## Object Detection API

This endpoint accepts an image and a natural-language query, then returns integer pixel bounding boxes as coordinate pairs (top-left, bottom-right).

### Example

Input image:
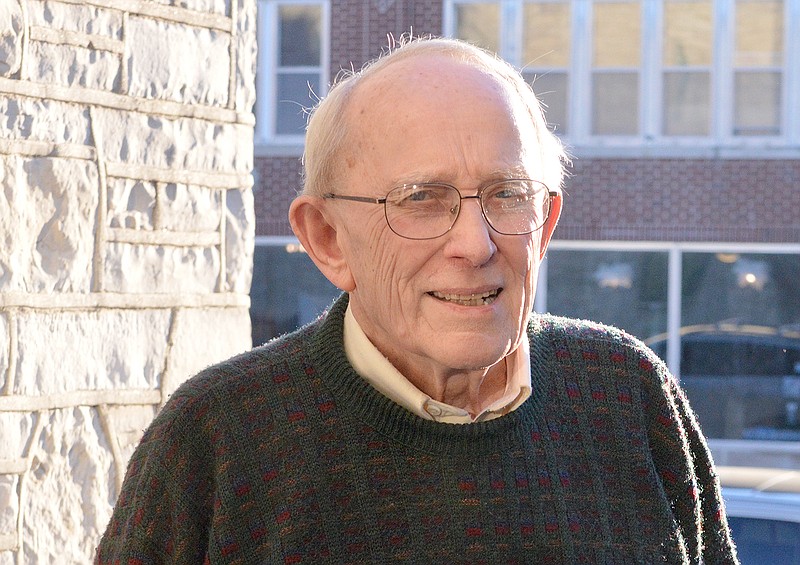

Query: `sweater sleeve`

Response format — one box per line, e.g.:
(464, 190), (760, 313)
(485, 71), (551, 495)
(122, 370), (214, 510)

(640, 348), (739, 565)
(95, 392), (215, 565)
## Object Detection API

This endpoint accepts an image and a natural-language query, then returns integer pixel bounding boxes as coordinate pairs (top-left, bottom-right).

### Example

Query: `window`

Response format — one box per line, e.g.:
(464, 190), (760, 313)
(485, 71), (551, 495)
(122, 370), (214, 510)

(542, 249), (668, 339)
(538, 243), (800, 443)
(444, 0), (800, 147)
(250, 239), (340, 346)
(256, 0), (329, 145)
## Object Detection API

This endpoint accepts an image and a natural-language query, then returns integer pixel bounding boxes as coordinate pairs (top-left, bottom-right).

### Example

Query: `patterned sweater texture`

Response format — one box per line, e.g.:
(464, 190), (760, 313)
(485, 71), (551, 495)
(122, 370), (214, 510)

(96, 294), (738, 564)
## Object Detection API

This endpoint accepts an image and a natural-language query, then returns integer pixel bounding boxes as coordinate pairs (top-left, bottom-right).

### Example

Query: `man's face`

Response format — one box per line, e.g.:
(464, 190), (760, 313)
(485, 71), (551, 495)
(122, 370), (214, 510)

(329, 55), (554, 383)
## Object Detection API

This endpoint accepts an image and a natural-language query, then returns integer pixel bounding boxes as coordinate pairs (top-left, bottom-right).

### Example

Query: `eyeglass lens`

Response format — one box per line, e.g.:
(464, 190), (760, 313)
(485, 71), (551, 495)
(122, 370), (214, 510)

(384, 180), (550, 240)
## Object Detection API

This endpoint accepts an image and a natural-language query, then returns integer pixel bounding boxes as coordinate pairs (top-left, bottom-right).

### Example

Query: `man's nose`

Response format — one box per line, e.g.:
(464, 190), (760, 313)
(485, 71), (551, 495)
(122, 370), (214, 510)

(444, 197), (497, 265)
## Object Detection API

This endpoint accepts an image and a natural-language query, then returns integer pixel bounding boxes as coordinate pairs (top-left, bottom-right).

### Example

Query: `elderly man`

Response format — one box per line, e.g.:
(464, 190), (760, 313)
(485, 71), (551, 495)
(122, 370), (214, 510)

(96, 38), (738, 564)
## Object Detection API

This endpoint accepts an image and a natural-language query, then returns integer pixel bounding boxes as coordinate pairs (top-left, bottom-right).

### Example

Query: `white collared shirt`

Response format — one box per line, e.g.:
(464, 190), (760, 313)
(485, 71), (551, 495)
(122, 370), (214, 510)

(342, 304), (532, 424)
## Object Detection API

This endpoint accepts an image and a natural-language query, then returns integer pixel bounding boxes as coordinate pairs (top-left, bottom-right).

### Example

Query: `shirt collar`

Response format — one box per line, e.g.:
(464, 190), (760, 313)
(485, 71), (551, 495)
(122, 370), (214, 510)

(342, 303), (531, 424)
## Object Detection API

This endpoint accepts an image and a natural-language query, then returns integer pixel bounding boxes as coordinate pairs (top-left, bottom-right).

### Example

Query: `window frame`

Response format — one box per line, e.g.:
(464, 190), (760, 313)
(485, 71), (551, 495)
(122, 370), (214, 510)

(255, 0), (330, 150)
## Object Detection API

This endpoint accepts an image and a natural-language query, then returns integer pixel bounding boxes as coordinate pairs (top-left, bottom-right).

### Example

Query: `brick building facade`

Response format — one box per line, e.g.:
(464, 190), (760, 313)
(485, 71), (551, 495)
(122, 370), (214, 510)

(252, 0), (800, 460)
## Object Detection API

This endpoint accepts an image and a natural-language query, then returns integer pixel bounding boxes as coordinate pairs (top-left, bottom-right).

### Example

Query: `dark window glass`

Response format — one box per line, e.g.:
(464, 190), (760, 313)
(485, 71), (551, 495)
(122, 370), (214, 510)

(275, 73), (319, 135)
(728, 516), (800, 564)
(676, 253), (800, 439)
(545, 250), (669, 340)
(250, 244), (340, 346)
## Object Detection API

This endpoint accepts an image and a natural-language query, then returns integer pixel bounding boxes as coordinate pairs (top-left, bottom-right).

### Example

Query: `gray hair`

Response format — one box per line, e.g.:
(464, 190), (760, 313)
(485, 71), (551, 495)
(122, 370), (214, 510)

(302, 36), (569, 197)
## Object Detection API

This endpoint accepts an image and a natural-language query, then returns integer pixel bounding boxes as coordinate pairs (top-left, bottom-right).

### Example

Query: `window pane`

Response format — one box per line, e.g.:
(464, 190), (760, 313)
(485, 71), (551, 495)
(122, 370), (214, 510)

(275, 72), (319, 135)
(663, 71), (710, 135)
(734, 71), (781, 136)
(523, 1), (571, 67)
(454, 3), (500, 53)
(592, 72), (639, 135)
(279, 5), (322, 66)
(546, 250), (669, 341)
(727, 517), (800, 565)
(735, 0), (784, 67)
(524, 71), (569, 135)
(593, 1), (641, 67)
(250, 244), (340, 346)
(664, 0), (712, 67)
(677, 252), (800, 440)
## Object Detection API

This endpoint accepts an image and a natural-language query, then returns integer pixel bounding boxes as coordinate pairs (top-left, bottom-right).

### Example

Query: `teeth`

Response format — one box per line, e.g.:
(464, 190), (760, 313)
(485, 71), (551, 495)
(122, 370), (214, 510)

(429, 289), (499, 306)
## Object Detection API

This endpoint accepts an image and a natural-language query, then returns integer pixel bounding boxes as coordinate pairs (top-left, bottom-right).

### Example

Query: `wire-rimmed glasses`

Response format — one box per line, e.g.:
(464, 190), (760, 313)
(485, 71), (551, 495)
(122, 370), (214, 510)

(323, 179), (556, 240)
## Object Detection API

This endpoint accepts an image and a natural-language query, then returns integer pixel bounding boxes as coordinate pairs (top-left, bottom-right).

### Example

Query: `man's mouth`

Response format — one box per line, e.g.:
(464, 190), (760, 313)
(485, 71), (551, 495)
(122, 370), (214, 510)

(428, 289), (501, 306)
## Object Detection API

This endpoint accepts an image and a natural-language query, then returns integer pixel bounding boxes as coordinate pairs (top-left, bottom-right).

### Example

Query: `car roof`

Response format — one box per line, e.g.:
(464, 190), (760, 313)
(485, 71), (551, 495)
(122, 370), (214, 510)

(645, 323), (800, 348)
(718, 465), (800, 523)
(718, 465), (800, 494)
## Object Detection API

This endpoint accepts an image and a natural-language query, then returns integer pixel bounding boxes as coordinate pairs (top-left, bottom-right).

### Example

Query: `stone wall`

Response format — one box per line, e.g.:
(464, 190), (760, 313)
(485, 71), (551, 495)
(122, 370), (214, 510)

(0, 1), (256, 563)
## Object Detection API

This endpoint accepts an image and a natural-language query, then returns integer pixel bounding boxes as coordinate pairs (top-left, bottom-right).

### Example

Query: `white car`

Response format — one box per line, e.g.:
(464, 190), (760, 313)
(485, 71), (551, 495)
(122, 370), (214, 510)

(718, 465), (800, 563)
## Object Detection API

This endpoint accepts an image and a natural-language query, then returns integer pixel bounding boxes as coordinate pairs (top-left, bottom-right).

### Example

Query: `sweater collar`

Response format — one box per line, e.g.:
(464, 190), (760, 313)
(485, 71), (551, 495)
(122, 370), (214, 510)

(309, 294), (547, 456)
(342, 303), (532, 423)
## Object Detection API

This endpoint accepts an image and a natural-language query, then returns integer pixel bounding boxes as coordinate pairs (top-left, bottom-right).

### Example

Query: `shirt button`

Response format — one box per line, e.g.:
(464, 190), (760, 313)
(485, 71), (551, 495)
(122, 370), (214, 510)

(426, 404), (443, 417)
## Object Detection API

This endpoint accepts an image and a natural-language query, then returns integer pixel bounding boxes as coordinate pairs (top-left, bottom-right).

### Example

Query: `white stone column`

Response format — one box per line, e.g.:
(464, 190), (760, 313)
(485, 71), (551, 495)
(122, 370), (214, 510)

(0, 1), (256, 562)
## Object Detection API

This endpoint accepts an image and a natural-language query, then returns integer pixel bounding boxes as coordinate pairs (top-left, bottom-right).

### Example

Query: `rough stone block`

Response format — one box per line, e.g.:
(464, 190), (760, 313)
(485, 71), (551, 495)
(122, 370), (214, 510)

(107, 180), (223, 232)
(26, 2), (120, 37)
(162, 306), (251, 398)
(0, 474), (19, 541)
(0, 97), (90, 146)
(95, 108), (251, 174)
(225, 188), (255, 294)
(0, 2), (23, 77)
(0, 155), (98, 293)
(0, 312), (7, 391)
(106, 178), (156, 230)
(235, 0), (258, 113)
(103, 242), (221, 294)
(0, 412), (36, 461)
(28, 42), (120, 91)
(158, 184), (223, 232)
(160, 0), (229, 14)
(13, 310), (171, 395)
(22, 407), (115, 563)
(127, 16), (231, 106)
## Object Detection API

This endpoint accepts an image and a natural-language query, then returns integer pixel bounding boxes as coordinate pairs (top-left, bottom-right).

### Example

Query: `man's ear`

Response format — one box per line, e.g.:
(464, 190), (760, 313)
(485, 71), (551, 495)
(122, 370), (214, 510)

(539, 191), (562, 260)
(288, 195), (356, 292)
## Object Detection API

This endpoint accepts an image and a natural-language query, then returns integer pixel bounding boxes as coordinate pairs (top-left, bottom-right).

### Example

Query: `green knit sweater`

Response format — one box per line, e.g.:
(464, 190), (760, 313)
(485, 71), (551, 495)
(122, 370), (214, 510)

(96, 294), (738, 564)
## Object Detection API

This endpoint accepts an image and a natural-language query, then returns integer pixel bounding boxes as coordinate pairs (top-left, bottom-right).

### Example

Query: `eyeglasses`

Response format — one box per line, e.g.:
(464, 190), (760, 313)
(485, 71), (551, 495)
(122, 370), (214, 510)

(323, 179), (556, 240)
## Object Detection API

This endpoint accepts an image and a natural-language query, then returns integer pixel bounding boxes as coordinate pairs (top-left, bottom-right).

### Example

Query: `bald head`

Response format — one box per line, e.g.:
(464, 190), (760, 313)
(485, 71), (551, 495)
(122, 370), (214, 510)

(301, 37), (568, 198)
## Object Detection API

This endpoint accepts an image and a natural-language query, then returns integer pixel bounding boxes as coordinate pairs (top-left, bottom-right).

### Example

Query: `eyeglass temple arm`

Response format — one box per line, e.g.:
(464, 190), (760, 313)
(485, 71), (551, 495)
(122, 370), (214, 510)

(322, 193), (386, 204)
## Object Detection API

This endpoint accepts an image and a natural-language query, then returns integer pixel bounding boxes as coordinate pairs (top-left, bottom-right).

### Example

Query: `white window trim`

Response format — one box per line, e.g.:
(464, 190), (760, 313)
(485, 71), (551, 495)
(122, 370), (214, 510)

(255, 0), (330, 150)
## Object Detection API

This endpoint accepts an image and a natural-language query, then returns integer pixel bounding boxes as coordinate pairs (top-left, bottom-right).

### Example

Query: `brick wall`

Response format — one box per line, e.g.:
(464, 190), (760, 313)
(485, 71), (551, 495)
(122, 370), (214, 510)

(0, 1), (256, 562)
(560, 159), (800, 243)
(254, 155), (303, 236)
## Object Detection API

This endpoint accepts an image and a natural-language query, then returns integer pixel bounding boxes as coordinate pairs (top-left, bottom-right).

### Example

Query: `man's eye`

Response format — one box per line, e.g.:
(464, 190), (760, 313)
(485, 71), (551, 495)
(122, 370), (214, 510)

(406, 189), (437, 202)
(392, 186), (446, 206)
(490, 185), (530, 204)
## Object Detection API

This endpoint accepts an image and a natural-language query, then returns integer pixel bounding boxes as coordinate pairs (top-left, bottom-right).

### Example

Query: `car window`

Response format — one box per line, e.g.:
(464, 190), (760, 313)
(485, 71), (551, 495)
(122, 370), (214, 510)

(728, 516), (800, 564)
